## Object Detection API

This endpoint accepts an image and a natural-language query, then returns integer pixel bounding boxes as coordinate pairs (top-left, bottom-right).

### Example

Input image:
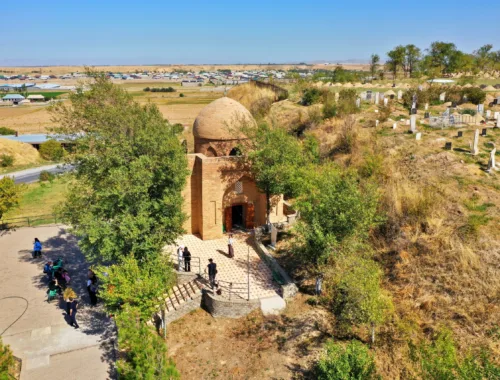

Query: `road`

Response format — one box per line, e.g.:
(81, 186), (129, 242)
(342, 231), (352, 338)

(0, 164), (74, 184)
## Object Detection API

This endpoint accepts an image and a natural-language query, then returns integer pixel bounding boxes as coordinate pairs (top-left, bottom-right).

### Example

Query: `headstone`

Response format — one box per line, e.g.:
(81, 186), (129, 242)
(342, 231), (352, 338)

(497, 116), (500, 128)
(356, 98), (361, 108)
(397, 90), (403, 100)
(405, 119), (410, 126)
(458, 131), (463, 138)
(487, 147), (497, 172)
(375, 92), (380, 105)
(482, 128), (487, 136)
(486, 110), (491, 119)
(494, 111), (499, 120)
(477, 104), (484, 116)
(410, 115), (417, 133)
(451, 101), (457, 108)
(334, 92), (339, 101)
(360, 92), (367, 101)
(380, 93), (385, 101)
(439, 92), (446, 102)
(471, 129), (479, 155)
(411, 101), (417, 110)
(383, 98), (388, 106)
(270, 224), (278, 248)
(424, 112), (430, 118)
(415, 132), (422, 140)
(442, 108), (450, 117)
(418, 85), (423, 91)
(375, 120), (379, 127)
(445, 142), (452, 150)
(425, 103), (429, 111)
(366, 91), (372, 101)
(411, 108), (417, 115)
(392, 122), (397, 129)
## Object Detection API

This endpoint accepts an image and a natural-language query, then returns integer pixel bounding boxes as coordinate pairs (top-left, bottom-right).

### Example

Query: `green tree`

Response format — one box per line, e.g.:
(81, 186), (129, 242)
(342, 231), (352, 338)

(369, 54), (380, 80)
(302, 88), (322, 105)
(239, 123), (306, 224)
(0, 177), (20, 219)
(331, 256), (392, 342)
(294, 165), (380, 264)
(0, 337), (15, 379)
(0, 154), (14, 167)
(404, 44), (421, 78)
(473, 44), (494, 71)
(386, 45), (406, 82)
(53, 73), (189, 263)
(39, 140), (64, 161)
(96, 255), (176, 319)
(424, 41), (466, 75)
(116, 307), (180, 380)
(317, 339), (379, 380)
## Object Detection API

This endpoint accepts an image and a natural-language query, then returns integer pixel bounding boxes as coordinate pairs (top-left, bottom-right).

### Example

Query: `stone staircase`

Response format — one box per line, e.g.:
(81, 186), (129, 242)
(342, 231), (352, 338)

(153, 278), (205, 326)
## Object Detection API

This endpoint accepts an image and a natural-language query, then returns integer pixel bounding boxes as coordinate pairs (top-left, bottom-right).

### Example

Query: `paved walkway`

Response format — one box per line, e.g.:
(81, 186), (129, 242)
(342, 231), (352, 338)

(168, 234), (280, 300)
(0, 226), (115, 380)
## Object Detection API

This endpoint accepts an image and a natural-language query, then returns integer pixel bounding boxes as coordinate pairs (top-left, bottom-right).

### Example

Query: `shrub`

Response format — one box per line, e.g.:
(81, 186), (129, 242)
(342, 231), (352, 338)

(0, 337), (15, 378)
(316, 339), (378, 380)
(323, 101), (337, 119)
(463, 87), (486, 105)
(39, 140), (64, 161)
(0, 177), (20, 218)
(0, 154), (14, 167)
(301, 88), (322, 106)
(461, 109), (476, 116)
(0, 127), (16, 135)
(336, 115), (358, 154)
(337, 89), (358, 117)
(143, 87), (151, 92)
(377, 105), (391, 122)
(172, 123), (184, 134)
(117, 307), (180, 379)
(179, 93), (184, 97)
(39, 170), (55, 182)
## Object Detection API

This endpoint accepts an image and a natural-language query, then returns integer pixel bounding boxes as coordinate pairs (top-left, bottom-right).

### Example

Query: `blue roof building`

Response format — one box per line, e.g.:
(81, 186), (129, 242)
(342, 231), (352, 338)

(2, 94), (25, 101)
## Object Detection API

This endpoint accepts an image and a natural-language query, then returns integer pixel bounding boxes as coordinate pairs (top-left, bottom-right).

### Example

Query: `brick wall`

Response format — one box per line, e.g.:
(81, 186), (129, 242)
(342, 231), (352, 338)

(165, 293), (203, 325)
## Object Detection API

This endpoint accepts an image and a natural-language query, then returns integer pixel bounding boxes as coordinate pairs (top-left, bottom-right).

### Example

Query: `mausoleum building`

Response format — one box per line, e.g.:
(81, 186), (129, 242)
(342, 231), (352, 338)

(182, 97), (285, 240)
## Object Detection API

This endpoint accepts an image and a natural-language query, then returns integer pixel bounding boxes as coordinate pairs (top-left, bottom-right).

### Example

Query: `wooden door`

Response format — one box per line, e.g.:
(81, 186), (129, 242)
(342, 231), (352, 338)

(225, 207), (232, 233)
(246, 203), (255, 229)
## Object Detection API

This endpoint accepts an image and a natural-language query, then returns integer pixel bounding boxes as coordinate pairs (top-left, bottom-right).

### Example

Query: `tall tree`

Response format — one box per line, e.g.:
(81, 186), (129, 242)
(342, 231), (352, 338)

(425, 41), (464, 75)
(404, 44), (421, 78)
(386, 46), (406, 82)
(53, 73), (189, 264)
(473, 44), (494, 71)
(0, 177), (20, 219)
(238, 123), (307, 225)
(369, 54), (380, 80)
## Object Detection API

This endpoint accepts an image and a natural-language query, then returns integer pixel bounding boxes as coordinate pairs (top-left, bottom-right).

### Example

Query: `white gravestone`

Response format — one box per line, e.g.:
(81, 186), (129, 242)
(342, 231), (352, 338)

(494, 111), (499, 120)
(334, 92), (339, 101)
(384, 98), (388, 106)
(375, 92), (380, 105)
(471, 129), (479, 155)
(356, 98), (361, 108)
(497, 116), (500, 128)
(375, 120), (379, 127)
(425, 103), (429, 111)
(270, 224), (278, 248)
(416, 132), (422, 140)
(477, 104), (484, 116)
(410, 115), (417, 133)
(439, 92), (446, 102)
(392, 122), (397, 129)
(397, 90), (403, 100)
(486, 110), (491, 119)
(488, 147), (496, 172)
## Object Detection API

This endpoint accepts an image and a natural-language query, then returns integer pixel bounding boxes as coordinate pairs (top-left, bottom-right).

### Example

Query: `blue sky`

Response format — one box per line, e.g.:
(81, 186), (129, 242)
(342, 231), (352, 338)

(2, 0), (499, 66)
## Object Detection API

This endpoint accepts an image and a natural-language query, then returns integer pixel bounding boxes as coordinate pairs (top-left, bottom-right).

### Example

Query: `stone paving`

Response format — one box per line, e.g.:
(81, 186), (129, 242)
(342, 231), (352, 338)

(0, 226), (115, 380)
(168, 233), (280, 300)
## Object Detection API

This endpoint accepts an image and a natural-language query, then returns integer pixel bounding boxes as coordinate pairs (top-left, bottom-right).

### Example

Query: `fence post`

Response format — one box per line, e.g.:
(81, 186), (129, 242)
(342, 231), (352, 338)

(27, 217), (30, 227)
(247, 247), (250, 301)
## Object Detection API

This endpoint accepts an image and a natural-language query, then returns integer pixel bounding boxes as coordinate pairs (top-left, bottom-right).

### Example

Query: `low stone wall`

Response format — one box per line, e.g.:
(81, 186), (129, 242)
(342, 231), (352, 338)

(202, 291), (260, 318)
(165, 293), (203, 325)
(253, 238), (298, 299)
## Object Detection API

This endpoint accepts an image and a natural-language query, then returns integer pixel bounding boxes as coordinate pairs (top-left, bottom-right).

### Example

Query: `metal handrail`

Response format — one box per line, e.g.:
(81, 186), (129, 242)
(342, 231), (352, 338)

(170, 253), (201, 275)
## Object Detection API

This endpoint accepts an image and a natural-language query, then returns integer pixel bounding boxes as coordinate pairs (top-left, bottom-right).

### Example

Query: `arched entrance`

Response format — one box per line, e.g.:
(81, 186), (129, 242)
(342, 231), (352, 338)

(224, 202), (255, 232)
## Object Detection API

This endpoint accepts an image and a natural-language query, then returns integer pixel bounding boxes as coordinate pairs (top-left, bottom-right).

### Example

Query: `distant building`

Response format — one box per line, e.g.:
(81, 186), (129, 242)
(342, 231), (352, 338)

(2, 94), (25, 104)
(27, 94), (45, 102)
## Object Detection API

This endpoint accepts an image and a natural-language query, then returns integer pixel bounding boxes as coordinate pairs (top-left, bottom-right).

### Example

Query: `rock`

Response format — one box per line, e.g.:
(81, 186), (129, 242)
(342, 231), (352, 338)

(260, 296), (286, 316)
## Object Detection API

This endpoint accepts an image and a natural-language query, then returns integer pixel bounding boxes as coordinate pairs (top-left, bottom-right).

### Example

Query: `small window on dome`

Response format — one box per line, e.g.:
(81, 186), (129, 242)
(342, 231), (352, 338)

(235, 181), (243, 194)
(229, 147), (242, 156)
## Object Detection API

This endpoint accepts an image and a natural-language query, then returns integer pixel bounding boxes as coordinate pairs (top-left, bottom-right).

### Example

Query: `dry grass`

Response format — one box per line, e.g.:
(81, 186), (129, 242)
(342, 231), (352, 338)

(0, 139), (41, 166)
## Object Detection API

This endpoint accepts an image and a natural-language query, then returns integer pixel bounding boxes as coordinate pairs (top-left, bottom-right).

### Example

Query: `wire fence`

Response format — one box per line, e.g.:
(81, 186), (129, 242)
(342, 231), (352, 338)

(0, 214), (60, 230)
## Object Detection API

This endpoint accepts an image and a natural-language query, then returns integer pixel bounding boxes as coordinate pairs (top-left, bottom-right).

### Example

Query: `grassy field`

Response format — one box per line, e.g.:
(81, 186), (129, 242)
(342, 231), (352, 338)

(4, 175), (71, 220)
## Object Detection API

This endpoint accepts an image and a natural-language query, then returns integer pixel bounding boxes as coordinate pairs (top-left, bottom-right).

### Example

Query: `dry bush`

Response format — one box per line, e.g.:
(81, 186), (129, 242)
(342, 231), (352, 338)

(0, 139), (41, 166)
(227, 82), (276, 117)
(335, 115), (358, 154)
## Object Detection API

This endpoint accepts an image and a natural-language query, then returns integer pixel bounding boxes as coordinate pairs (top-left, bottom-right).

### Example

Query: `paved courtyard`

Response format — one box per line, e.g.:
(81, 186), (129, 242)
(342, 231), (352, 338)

(169, 233), (280, 300)
(0, 226), (115, 380)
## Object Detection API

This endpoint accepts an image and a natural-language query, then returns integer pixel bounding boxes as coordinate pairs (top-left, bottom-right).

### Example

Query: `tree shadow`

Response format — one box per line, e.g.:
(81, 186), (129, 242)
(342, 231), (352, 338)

(17, 228), (117, 379)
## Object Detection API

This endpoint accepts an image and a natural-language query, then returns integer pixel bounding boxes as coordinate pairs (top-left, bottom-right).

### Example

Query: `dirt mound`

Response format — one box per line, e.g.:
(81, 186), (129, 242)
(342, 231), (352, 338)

(0, 139), (41, 165)
(227, 83), (277, 116)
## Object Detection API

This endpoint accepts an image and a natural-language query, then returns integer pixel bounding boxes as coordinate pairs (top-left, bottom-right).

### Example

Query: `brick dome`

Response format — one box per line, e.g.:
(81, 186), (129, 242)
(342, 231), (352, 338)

(193, 97), (255, 141)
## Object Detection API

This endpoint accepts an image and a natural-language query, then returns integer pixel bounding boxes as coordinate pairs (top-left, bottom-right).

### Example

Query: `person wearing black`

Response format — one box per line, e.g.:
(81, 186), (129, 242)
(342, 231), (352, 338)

(48, 280), (61, 295)
(87, 277), (98, 306)
(68, 297), (79, 329)
(183, 247), (191, 272)
(207, 258), (217, 289)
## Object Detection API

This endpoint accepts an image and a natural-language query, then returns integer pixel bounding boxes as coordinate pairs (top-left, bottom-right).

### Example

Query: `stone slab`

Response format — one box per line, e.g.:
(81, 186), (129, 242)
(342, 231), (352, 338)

(260, 295), (286, 316)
